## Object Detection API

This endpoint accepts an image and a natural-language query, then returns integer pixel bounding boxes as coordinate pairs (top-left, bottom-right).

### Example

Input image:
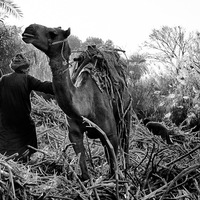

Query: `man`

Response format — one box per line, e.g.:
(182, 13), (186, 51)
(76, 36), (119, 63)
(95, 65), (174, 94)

(0, 53), (54, 162)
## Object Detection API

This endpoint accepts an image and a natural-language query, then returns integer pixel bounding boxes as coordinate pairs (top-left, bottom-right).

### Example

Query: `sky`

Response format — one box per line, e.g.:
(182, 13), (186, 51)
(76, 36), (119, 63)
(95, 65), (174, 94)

(5, 0), (200, 56)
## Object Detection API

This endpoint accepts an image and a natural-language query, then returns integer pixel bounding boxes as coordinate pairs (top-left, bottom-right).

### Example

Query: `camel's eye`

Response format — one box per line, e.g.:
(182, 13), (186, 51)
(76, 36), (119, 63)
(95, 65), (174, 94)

(49, 30), (57, 39)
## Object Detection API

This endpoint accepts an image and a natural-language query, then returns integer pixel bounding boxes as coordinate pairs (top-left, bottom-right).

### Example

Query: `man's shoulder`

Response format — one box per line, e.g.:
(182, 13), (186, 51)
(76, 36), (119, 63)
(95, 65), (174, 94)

(4, 72), (23, 78)
(26, 74), (40, 81)
(0, 73), (12, 81)
(3, 72), (13, 77)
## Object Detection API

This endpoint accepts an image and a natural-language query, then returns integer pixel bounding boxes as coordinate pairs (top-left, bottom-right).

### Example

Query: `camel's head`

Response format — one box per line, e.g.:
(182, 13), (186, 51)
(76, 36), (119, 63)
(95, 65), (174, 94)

(22, 24), (71, 57)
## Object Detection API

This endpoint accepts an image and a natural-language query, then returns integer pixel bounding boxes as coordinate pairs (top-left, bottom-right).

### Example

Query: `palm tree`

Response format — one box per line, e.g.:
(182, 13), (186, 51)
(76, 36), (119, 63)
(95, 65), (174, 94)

(0, 0), (23, 20)
(128, 53), (148, 83)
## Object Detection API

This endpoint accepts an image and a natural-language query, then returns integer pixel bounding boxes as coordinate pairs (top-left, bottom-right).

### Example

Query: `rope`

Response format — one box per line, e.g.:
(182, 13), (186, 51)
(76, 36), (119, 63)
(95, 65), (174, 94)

(51, 38), (69, 66)
(51, 38), (68, 45)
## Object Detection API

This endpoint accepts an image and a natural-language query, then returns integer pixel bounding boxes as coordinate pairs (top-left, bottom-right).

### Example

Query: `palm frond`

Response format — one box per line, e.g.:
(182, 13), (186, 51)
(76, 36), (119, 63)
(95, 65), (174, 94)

(0, 0), (23, 18)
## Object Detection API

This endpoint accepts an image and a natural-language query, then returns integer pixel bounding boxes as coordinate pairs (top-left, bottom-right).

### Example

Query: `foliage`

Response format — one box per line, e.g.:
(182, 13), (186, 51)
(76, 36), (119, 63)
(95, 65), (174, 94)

(0, 0), (23, 19)
(128, 53), (148, 83)
(130, 75), (166, 120)
(26, 47), (52, 81)
(104, 39), (114, 48)
(144, 26), (194, 76)
(187, 31), (200, 73)
(68, 34), (81, 51)
(81, 36), (104, 49)
(130, 25), (200, 128)
(0, 23), (23, 74)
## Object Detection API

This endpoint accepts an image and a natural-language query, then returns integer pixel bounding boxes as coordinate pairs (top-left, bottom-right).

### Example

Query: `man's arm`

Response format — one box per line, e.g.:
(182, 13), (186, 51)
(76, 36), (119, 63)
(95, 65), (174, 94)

(27, 75), (54, 95)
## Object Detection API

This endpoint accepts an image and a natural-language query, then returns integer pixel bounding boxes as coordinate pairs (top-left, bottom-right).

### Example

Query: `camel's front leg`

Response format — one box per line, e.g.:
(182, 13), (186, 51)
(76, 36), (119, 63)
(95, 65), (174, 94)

(68, 124), (90, 181)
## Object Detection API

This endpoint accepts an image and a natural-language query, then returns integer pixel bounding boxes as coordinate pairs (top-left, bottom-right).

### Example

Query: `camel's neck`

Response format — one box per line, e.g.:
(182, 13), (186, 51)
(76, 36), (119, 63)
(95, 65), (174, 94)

(50, 55), (88, 120)
(48, 48), (94, 119)
(49, 56), (71, 79)
(49, 56), (80, 116)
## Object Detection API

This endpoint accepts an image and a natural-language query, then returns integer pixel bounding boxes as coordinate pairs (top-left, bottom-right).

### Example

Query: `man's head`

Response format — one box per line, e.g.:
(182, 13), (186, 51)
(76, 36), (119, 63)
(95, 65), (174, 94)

(10, 53), (30, 73)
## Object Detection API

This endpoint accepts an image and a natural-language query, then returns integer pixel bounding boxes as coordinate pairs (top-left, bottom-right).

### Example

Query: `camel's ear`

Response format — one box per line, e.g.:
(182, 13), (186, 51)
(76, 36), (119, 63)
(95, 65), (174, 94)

(64, 28), (71, 37)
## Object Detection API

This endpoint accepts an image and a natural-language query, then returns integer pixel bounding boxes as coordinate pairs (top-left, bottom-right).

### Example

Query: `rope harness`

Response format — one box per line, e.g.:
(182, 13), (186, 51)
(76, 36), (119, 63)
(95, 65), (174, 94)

(50, 38), (69, 66)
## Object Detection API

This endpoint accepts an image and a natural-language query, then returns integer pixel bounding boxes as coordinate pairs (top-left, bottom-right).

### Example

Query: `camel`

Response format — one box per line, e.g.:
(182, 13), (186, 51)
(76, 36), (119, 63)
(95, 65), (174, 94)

(22, 24), (132, 181)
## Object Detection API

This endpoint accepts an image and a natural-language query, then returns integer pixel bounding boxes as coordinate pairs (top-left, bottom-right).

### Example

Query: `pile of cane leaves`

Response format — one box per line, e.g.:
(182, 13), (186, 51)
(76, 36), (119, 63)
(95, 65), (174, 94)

(1, 94), (200, 199)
